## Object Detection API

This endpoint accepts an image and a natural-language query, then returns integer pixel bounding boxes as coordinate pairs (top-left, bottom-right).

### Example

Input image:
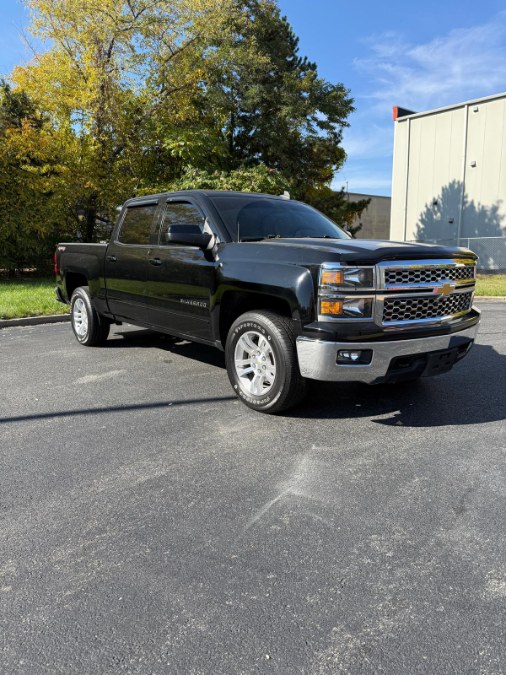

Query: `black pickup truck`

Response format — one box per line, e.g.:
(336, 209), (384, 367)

(55, 190), (480, 413)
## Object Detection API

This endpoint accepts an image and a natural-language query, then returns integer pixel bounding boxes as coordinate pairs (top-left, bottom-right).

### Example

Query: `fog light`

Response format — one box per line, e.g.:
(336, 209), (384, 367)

(337, 349), (373, 365)
(340, 351), (361, 361)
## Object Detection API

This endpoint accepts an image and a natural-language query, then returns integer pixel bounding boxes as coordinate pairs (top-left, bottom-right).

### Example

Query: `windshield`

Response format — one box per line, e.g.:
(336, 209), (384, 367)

(208, 194), (350, 242)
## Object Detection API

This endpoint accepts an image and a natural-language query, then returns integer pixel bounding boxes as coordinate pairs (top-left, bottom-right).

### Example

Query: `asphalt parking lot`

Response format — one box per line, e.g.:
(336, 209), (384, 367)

(1, 302), (505, 674)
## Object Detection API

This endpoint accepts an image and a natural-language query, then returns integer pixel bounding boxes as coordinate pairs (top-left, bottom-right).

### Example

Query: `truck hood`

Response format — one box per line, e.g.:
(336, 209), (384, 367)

(220, 238), (477, 266)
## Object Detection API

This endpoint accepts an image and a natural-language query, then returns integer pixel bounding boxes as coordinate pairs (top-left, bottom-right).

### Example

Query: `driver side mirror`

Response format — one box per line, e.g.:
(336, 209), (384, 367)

(164, 224), (212, 248)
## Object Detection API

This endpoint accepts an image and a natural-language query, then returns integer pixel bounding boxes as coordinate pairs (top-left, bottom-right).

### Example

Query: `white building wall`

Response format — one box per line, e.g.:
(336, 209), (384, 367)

(390, 118), (409, 241)
(462, 98), (506, 237)
(391, 92), (506, 269)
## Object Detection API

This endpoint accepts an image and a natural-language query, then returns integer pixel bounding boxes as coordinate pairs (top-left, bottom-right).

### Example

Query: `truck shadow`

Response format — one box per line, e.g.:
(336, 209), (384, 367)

(106, 327), (226, 369)
(289, 343), (506, 427)
(106, 329), (505, 427)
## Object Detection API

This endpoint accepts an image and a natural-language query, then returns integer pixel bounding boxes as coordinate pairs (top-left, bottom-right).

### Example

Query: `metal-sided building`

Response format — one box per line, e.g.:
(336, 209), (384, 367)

(347, 192), (391, 240)
(391, 92), (506, 270)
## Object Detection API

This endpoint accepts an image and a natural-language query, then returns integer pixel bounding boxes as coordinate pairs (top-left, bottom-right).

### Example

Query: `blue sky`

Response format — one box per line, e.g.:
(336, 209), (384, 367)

(2, 0), (506, 196)
(277, 0), (506, 196)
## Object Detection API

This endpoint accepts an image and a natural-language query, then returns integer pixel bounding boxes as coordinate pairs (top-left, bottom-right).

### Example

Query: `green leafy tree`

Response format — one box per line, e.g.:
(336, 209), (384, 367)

(4, 0), (367, 264)
(212, 0), (353, 188)
(144, 164), (290, 196)
(12, 0), (230, 242)
(0, 81), (67, 272)
(164, 0), (368, 226)
(309, 189), (370, 234)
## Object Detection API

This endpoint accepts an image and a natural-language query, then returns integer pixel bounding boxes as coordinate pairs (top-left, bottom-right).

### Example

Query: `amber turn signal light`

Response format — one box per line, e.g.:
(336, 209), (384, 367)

(320, 300), (343, 315)
(320, 270), (344, 285)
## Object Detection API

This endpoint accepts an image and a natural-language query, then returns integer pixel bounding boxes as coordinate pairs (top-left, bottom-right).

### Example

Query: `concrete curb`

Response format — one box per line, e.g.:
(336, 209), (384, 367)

(0, 314), (70, 329)
(475, 296), (506, 302)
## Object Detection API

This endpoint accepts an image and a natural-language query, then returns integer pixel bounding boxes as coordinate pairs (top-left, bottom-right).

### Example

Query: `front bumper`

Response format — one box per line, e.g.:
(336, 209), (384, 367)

(296, 323), (480, 384)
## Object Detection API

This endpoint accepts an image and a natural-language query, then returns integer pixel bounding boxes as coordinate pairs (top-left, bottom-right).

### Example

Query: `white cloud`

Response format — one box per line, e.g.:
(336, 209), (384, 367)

(332, 168), (392, 195)
(338, 11), (506, 195)
(355, 11), (506, 112)
(341, 122), (394, 160)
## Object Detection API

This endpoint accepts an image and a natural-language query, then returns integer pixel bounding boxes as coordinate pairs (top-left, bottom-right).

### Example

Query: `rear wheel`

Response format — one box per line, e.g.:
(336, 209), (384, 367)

(225, 311), (306, 414)
(70, 286), (110, 346)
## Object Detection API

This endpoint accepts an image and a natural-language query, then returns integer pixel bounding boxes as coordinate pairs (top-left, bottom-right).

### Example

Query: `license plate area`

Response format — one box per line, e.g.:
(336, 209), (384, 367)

(424, 347), (459, 376)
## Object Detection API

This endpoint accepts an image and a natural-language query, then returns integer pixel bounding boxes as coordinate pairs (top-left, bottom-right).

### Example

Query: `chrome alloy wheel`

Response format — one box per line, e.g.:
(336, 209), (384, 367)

(234, 330), (277, 396)
(72, 297), (89, 338)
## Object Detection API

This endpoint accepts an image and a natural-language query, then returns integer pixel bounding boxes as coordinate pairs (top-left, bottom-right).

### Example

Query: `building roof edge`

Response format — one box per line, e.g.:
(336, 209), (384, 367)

(394, 91), (506, 122)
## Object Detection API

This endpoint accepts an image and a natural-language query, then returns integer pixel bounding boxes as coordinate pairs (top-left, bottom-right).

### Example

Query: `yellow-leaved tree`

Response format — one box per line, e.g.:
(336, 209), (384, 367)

(0, 80), (70, 271)
(11, 0), (230, 244)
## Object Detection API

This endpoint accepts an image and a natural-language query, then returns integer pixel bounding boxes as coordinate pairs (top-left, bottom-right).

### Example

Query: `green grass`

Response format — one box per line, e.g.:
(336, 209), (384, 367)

(475, 274), (506, 296)
(0, 272), (504, 321)
(0, 277), (69, 320)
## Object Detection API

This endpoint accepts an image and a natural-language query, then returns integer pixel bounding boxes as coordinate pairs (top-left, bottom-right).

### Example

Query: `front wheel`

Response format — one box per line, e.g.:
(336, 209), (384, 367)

(70, 286), (110, 346)
(225, 311), (306, 414)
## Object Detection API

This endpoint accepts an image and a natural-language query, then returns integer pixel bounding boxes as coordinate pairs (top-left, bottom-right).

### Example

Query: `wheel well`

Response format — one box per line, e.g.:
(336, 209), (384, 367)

(65, 272), (88, 300)
(219, 291), (293, 346)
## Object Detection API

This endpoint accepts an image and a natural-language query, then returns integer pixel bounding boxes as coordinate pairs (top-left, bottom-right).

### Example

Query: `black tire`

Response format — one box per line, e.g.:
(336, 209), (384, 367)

(225, 311), (306, 414)
(70, 286), (110, 346)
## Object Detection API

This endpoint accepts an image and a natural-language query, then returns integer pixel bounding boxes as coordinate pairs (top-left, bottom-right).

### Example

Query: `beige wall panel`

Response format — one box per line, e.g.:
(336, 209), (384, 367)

(390, 93), (506, 268)
(406, 116), (423, 238)
(390, 120), (409, 241)
(406, 109), (465, 243)
(462, 99), (506, 238)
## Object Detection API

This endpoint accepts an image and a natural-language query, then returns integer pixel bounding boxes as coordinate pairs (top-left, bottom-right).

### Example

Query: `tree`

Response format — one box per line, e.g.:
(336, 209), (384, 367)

(5, 0), (367, 260)
(12, 0), (230, 242)
(212, 0), (352, 191)
(170, 0), (368, 226)
(167, 164), (290, 195)
(0, 80), (67, 272)
(309, 189), (369, 234)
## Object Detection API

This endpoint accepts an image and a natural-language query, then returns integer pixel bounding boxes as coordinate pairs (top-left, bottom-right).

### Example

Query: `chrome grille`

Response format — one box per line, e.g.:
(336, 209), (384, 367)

(383, 291), (474, 324)
(385, 266), (475, 286)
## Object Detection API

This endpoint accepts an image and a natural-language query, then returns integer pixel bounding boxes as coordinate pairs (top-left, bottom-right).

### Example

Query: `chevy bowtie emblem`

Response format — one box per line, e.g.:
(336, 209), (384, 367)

(434, 282), (455, 297)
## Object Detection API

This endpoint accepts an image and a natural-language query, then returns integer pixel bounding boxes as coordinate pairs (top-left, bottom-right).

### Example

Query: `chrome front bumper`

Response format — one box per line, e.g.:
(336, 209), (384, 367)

(296, 323), (480, 383)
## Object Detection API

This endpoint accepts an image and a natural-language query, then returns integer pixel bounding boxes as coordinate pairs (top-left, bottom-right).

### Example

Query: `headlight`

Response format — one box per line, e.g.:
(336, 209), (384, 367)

(318, 263), (375, 320)
(319, 264), (375, 291)
(319, 296), (373, 319)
